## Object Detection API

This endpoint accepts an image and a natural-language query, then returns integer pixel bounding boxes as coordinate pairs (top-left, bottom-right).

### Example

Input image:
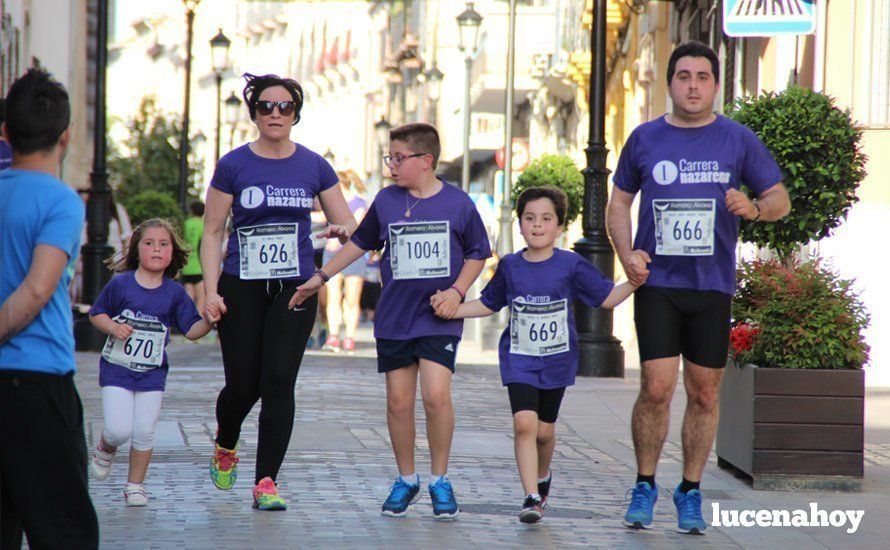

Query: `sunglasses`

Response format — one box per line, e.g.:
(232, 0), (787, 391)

(255, 100), (296, 116)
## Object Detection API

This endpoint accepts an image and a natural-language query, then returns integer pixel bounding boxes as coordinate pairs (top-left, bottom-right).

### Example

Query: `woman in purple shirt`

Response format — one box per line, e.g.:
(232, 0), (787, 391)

(201, 73), (357, 510)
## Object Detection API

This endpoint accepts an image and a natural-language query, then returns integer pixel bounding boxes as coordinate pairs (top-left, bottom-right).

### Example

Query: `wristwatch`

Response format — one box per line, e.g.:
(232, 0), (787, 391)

(752, 201), (762, 222)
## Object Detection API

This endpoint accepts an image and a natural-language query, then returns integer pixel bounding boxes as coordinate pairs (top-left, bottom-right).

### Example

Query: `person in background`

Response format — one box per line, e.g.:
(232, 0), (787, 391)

(182, 201), (206, 314)
(322, 169), (368, 353)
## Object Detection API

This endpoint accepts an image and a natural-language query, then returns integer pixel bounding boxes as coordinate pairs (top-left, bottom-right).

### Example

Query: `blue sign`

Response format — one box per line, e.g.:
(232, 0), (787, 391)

(723, 0), (817, 37)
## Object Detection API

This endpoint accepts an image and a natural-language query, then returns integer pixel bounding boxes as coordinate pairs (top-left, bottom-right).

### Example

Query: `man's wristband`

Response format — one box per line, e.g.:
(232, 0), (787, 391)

(752, 201), (762, 222)
(314, 268), (331, 284)
(450, 285), (465, 300)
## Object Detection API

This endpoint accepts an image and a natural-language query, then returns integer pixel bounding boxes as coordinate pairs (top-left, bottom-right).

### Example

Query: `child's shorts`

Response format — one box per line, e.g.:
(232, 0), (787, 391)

(376, 336), (460, 373)
(507, 383), (567, 423)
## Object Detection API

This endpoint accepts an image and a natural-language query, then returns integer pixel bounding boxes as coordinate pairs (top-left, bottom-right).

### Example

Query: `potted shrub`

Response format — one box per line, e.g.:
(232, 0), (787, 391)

(717, 260), (869, 490)
(716, 86), (870, 490)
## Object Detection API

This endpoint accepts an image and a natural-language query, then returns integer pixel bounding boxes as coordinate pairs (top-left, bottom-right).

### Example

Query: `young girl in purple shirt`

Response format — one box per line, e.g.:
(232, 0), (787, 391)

(89, 219), (217, 506)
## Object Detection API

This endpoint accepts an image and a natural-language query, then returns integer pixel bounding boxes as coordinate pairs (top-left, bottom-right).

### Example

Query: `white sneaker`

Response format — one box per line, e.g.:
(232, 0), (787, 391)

(90, 444), (115, 480)
(124, 484), (148, 507)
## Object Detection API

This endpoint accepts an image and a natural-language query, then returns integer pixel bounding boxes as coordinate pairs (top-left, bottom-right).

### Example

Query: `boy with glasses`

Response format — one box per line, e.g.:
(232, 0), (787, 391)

(290, 122), (491, 519)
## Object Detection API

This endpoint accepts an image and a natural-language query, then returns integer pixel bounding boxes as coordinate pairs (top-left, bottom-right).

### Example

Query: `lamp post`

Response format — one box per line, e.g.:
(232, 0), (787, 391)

(457, 2), (482, 193)
(74, 0), (112, 351)
(424, 64), (443, 123)
(574, 0), (624, 377)
(210, 28), (231, 163)
(374, 116), (391, 189)
(225, 90), (241, 151)
(178, 0), (201, 212)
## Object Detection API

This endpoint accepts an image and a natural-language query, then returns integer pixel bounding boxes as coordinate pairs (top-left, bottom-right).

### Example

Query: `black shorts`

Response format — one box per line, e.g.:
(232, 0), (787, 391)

(313, 249), (324, 269)
(181, 274), (203, 284)
(507, 384), (566, 423)
(634, 286), (732, 369)
(376, 336), (460, 373)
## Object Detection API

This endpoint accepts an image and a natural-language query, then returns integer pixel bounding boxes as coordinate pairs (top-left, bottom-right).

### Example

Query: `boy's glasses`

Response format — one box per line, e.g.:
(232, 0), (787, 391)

(256, 100), (296, 116)
(383, 153), (428, 167)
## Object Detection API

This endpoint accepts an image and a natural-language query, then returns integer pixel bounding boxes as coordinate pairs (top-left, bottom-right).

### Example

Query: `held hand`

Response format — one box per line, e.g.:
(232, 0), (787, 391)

(432, 288), (462, 319)
(204, 293), (227, 320)
(315, 224), (351, 244)
(623, 250), (651, 287)
(725, 188), (758, 220)
(204, 308), (222, 324)
(288, 276), (323, 309)
(111, 321), (133, 341)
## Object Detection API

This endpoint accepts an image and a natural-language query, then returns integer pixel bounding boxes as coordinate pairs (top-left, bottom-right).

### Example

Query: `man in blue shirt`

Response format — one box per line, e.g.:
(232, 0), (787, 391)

(608, 41), (791, 534)
(0, 69), (99, 549)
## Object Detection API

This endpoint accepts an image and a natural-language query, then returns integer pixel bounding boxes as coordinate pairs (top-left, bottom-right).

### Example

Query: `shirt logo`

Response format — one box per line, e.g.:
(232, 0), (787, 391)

(241, 186), (265, 209)
(652, 160), (679, 185)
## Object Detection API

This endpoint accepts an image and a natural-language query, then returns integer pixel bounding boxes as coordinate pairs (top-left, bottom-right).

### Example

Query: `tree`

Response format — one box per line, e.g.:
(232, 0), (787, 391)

(727, 86), (867, 260)
(511, 154), (585, 226)
(109, 96), (202, 209)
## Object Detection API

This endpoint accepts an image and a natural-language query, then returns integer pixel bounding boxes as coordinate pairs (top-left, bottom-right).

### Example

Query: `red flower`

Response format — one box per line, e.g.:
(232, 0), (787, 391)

(730, 323), (761, 359)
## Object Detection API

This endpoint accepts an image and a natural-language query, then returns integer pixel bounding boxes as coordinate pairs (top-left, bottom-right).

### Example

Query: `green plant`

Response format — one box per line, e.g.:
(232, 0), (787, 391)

(732, 258), (869, 369)
(511, 154), (584, 226)
(728, 86), (866, 260)
(125, 190), (184, 232)
(109, 96), (201, 206)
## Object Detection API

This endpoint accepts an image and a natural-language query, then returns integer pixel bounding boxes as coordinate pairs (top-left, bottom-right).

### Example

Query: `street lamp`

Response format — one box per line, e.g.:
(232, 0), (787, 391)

(374, 116), (392, 187)
(574, 0), (624, 377)
(224, 90), (241, 151)
(210, 28), (231, 163)
(75, 0), (113, 350)
(178, 0), (201, 212)
(457, 2), (482, 193)
(425, 64), (444, 122)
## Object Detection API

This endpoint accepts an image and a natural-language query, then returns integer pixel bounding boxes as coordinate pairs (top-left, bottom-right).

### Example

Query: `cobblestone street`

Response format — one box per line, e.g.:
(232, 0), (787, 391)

(75, 333), (890, 549)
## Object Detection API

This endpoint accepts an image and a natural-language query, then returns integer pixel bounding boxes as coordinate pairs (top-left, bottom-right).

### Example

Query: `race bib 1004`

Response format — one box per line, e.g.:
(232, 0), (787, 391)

(101, 316), (168, 372)
(510, 298), (569, 357)
(652, 198), (715, 256)
(237, 223), (300, 279)
(388, 221), (450, 280)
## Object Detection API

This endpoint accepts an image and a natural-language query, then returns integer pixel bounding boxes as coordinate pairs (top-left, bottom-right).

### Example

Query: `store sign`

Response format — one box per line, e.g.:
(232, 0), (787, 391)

(723, 0), (817, 37)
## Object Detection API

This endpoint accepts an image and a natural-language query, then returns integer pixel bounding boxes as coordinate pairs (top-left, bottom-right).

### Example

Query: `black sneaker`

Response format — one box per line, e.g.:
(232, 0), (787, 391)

(519, 495), (543, 524)
(538, 471), (551, 508)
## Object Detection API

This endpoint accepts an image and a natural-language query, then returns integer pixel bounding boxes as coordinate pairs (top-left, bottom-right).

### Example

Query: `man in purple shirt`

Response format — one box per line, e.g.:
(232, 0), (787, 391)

(290, 123), (491, 520)
(608, 41), (790, 534)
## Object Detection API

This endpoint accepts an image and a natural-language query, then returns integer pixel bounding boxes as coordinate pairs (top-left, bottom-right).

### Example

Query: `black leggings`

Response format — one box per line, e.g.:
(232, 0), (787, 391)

(215, 272), (318, 483)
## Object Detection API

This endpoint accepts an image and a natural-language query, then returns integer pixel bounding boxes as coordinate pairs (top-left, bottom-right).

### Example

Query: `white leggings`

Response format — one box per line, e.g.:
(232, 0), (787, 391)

(100, 386), (164, 451)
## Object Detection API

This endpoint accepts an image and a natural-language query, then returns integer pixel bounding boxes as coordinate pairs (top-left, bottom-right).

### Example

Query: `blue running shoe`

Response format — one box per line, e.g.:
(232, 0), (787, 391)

(381, 478), (421, 517)
(624, 481), (658, 529)
(673, 486), (707, 534)
(428, 477), (459, 520)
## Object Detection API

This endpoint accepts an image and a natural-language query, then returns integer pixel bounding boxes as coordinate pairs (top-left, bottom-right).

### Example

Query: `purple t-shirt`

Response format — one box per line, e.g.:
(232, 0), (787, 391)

(210, 143), (338, 280)
(90, 272), (202, 391)
(350, 180), (492, 340)
(0, 140), (12, 171)
(613, 115), (783, 295)
(480, 249), (614, 389)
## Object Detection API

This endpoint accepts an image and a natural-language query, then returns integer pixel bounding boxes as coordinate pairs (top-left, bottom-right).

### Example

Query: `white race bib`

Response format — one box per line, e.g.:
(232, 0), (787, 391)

(388, 221), (451, 280)
(652, 199), (715, 256)
(510, 298), (569, 357)
(101, 316), (167, 372)
(237, 223), (300, 279)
